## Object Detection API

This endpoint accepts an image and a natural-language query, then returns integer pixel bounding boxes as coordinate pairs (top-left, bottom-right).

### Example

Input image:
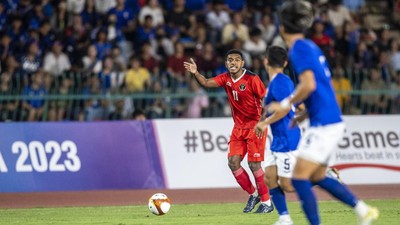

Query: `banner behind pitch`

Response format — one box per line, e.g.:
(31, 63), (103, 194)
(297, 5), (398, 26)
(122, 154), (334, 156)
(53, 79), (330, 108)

(153, 116), (400, 188)
(0, 121), (165, 192)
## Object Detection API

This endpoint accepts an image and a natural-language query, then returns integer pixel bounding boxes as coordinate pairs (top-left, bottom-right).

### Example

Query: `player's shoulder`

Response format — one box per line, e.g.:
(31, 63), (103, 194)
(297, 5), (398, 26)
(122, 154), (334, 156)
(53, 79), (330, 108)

(293, 39), (318, 53)
(216, 71), (230, 77)
(214, 71), (230, 80)
(275, 73), (292, 83)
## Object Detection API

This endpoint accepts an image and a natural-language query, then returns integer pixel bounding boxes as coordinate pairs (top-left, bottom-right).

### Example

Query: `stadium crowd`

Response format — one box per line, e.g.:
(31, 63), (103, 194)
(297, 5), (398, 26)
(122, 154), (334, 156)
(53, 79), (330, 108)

(0, 0), (399, 121)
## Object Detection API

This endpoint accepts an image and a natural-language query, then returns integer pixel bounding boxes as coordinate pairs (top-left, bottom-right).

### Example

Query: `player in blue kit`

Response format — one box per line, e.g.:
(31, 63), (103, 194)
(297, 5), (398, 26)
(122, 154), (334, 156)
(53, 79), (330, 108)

(254, 46), (299, 225)
(267, 1), (379, 225)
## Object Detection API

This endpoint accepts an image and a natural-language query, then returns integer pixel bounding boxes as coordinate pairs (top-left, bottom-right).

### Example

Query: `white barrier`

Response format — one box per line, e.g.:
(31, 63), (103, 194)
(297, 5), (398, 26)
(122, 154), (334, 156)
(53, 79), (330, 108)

(153, 115), (400, 188)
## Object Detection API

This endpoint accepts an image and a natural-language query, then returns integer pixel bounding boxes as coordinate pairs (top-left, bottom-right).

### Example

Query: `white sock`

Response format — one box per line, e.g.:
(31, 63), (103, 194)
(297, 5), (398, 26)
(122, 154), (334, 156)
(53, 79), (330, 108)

(354, 200), (368, 217)
(251, 190), (258, 197)
(279, 214), (292, 221)
(261, 199), (271, 206)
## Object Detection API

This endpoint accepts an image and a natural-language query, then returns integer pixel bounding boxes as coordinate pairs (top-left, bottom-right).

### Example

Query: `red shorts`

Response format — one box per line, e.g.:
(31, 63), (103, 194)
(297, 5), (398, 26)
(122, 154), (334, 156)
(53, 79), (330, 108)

(228, 127), (267, 162)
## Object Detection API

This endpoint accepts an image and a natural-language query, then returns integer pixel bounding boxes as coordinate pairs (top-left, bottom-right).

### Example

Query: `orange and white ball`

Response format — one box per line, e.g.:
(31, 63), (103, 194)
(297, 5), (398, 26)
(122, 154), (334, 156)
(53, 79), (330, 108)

(148, 193), (171, 215)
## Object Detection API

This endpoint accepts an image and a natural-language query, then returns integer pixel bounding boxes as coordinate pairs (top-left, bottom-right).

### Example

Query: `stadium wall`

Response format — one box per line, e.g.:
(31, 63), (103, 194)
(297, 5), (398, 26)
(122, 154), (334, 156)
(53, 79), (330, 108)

(0, 116), (399, 192)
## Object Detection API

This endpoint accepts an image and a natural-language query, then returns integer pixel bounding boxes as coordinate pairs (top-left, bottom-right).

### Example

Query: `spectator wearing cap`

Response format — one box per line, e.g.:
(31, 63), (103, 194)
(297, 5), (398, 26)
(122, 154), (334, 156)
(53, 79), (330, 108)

(139, 0), (164, 27)
(43, 41), (71, 77)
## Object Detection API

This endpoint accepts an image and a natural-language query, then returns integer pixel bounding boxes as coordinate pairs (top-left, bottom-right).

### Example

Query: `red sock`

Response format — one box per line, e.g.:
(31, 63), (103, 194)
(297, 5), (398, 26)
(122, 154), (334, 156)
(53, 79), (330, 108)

(253, 168), (270, 202)
(233, 167), (255, 194)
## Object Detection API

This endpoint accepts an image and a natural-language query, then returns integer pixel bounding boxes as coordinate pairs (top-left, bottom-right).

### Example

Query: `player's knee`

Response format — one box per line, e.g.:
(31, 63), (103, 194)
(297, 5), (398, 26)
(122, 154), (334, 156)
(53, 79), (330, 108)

(280, 178), (295, 192)
(281, 183), (295, 193)
(228, 159), (241, 171)
(247, 162), (261, 172)
(310, 170), (326, 183)
(264, 173), (277, 188)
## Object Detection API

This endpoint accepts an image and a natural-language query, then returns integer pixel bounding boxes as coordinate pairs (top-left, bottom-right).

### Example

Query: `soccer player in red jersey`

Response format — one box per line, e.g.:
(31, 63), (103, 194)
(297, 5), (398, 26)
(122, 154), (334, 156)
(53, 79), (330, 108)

(184, 49), (273, 213)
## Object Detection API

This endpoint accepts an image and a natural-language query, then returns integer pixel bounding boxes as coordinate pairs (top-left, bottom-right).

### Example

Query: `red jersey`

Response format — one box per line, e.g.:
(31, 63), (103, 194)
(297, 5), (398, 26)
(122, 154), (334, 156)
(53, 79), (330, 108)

(213, 69), (266, 129)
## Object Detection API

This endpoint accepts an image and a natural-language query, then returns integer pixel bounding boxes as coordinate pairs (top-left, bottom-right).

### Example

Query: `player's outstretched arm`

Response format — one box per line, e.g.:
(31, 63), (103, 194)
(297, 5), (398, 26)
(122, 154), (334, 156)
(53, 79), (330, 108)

(254, 108), (291, 138)
(184, 58), (219, 88)
(267, 70), (316, 114)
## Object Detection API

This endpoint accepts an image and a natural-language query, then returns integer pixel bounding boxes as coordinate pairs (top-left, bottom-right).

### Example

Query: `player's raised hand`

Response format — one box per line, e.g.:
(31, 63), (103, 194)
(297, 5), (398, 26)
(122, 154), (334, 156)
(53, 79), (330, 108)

(254, 121), (268, 138)
(184, 58), (198, 74)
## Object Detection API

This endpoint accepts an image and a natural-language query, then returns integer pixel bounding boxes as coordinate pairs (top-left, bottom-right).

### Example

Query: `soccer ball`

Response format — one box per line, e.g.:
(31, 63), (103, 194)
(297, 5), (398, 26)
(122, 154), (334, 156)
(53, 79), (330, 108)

(148, 193), (171, 216)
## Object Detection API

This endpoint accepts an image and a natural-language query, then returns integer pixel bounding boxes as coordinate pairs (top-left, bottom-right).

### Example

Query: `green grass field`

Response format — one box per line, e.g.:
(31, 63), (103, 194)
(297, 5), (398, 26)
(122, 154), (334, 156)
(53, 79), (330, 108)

(0, 200), (398, 225)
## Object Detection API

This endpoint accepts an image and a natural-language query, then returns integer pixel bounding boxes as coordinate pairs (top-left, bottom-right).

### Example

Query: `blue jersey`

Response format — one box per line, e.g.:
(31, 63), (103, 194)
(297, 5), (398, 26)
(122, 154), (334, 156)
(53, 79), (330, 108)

(265, 73), (301, 152)
(289, 39), (342, 127)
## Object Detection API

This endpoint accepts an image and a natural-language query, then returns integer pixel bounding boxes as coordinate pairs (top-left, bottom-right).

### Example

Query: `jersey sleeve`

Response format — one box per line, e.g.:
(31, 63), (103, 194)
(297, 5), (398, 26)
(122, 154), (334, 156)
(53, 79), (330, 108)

(211, 73), (226, 87)
(251, 75), (266, 99)
(291, 40), (316, 76)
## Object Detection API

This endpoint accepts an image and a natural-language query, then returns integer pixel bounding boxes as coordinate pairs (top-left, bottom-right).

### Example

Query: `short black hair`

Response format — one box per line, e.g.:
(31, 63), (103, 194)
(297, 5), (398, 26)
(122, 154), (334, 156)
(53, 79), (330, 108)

(279, 0), (314, 34)
(266, 46), (288, 68)
(225, 49), (243, 60)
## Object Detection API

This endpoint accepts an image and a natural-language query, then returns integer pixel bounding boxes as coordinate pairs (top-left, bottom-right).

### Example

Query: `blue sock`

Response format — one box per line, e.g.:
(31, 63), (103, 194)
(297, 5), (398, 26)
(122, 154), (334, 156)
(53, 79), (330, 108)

(270, 187), (289, 215)
(292, 178), (320, 225)
(316, 176), (358, 207)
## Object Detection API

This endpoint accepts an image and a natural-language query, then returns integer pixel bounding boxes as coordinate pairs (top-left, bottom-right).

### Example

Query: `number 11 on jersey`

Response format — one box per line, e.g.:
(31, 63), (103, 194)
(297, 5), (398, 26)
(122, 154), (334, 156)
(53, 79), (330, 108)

(232, 90), (239, 101)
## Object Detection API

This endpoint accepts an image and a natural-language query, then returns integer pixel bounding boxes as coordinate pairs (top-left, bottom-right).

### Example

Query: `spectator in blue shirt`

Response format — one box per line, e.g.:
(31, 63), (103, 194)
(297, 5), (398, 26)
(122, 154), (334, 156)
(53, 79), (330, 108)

(94, 29), (112, 60)
(22, 71), (47, 121)
(136, 15), (156, 47)
(108, 0), (135, 31)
